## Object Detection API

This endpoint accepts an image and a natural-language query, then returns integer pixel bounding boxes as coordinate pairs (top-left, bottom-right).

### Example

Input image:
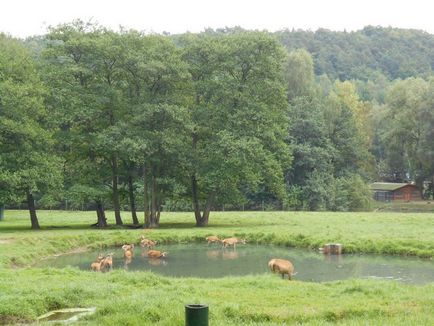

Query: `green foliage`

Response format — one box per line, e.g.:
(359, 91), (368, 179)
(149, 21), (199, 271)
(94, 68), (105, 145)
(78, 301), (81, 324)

(2, 24), (434, 221)
(181, 32), (290, 221)
(380, 77), (434, 195)
(277, 26), (434, 80)
(0, 34), (63, 207)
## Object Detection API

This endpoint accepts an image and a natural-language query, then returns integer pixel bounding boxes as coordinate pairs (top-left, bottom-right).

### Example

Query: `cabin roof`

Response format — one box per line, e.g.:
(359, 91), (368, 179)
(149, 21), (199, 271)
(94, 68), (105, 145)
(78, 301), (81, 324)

(370, 182), (414, 191)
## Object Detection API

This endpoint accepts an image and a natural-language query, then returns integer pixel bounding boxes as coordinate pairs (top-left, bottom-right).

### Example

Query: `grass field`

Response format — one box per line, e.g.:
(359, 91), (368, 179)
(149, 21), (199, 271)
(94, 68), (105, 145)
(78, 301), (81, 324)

(0, 210), (433, 325)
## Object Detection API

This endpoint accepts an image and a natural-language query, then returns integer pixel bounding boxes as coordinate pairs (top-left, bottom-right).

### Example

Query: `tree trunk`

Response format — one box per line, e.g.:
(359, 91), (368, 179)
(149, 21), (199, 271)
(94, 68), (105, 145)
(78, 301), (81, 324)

(191, 174), (202, 222)
(148, 175), (159, 228)
(143, 164), (150, 228)
(26, 190), (40, 230)
(432, 175), (434, 200)
(128, 175), (139, 225)
(156, 197), (162, 225)
(191, 175), (214, 227)
(111, 154), (123, 225)
(95, 200), (108, 228)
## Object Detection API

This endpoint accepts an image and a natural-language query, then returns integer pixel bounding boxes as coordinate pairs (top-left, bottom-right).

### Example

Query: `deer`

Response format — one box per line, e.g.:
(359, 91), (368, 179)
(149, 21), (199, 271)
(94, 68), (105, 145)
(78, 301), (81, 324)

(146, 250), (167, 258)
(90, 253), (105, 272)
(205, 235), (221, 245)
(100, 253), (114, 272)
(122, 244), (134, 259)
(140, 236), (158, 249)
(268, 258), (296, 280)
(221, 237), (246, 249)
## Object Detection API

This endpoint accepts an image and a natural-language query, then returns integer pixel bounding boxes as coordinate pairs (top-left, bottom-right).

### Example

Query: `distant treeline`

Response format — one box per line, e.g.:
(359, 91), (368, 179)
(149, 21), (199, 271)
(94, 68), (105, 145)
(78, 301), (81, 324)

(277, 26), (434, 81)
(0, 22), (433, 229)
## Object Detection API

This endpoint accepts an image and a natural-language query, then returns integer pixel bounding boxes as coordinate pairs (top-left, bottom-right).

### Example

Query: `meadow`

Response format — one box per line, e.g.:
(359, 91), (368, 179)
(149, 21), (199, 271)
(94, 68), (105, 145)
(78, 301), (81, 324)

(0, 210), (433, 325)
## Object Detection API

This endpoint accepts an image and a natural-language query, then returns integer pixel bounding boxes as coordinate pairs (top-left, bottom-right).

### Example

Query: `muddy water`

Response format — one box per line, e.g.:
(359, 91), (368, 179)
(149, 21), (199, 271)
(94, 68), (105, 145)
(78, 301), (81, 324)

(37, 244), (434, 284)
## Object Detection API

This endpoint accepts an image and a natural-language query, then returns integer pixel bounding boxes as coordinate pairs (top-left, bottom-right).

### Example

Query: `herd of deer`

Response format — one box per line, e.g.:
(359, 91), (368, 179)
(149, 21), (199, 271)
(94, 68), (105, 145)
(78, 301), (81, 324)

(90, 234), (295, 280)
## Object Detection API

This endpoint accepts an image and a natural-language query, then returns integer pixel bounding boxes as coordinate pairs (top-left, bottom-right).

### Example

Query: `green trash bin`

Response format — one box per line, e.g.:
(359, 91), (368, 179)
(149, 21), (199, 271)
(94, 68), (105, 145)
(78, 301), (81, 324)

(185, 304), (208, 326)
(0, 206), (4, 221)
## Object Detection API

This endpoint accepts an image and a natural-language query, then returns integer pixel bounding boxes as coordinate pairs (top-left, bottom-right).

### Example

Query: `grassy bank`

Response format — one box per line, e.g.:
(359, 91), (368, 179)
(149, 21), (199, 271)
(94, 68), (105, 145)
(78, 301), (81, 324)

(0, 210), (433, 325)
(1, 268), (433, 325)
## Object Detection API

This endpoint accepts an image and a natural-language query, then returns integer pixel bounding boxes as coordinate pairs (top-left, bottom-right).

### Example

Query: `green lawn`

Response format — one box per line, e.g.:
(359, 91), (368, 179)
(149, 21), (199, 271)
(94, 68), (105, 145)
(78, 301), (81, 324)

(0, 210), (433, 325)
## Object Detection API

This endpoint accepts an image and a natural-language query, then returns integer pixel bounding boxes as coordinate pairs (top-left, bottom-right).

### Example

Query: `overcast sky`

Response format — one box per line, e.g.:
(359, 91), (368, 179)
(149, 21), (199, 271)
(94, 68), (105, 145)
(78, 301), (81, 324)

(1, 0), (433, 38)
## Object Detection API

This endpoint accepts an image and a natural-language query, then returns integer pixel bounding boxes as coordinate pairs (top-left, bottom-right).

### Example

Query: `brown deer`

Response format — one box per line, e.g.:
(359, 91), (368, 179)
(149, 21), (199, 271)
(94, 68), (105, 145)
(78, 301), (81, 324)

(268, 258), (296, 280)
(100, 253), (114, 272)
(122, 244), (134, 259)
(147, 250), (167, 258)
(140, 236), (157, 249)
(221, 237), (246, 249)
(205, 235), (221, 245)
(90, 253), (105, 272)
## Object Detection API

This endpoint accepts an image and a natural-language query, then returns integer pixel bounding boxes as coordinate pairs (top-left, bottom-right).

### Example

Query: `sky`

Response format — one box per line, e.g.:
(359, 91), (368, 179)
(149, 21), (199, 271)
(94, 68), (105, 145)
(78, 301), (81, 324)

(1, 0), (433, 38)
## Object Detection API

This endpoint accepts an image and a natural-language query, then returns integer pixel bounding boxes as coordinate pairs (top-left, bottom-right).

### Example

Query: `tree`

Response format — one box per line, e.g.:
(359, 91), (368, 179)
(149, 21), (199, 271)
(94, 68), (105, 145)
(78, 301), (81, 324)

(182, 32), (290, 226)
(43, 21), (116, 226)
(381, 77), (434, 196)
(286, 49), (315, 101)
(119, 32), (190, 228)
(324, 81), (375, 179)
(0, 34), (62, 229)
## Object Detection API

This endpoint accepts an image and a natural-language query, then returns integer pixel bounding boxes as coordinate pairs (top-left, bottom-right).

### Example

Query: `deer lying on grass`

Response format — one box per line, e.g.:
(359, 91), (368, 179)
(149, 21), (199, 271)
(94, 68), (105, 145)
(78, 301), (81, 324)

(100, 253), (114, 272)
(268, 258), (296, 280)
(221, 237), (246, 249)
(146, 250), (167, 258)
(140, 236), (157, 249)
(90, 254), (105, 272)
(205, 235), (221, 245)
(122, 244), (134, 259)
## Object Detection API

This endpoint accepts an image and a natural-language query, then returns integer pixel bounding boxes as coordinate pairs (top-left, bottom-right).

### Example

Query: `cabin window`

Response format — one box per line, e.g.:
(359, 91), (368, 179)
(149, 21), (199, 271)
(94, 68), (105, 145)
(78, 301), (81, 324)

(374, 191), (393, 201)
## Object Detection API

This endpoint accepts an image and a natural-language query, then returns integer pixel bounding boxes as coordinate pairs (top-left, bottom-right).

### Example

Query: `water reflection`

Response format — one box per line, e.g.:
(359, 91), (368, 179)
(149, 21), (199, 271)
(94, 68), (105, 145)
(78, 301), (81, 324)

(147, 258), (168, 266)
(206, 250), (221, 260)
(222, 250), (239, 260)
(37, 244), (434, 285)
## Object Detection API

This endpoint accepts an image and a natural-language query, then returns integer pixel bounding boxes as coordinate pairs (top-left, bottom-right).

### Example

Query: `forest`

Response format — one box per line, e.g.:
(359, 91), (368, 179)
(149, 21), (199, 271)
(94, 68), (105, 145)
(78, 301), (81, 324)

(1, 22), (433, 228)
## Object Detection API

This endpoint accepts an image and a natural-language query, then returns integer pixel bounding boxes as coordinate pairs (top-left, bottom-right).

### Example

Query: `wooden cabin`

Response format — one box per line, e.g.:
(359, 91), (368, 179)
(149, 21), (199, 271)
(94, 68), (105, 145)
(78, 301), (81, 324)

(370, 182), (422, 202)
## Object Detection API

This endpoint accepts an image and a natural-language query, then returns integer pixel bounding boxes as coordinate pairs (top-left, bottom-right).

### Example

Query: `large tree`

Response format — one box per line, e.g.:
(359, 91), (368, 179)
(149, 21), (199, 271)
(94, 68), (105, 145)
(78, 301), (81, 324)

(0, 34), (62, 229)
(182, 32), (291, 226)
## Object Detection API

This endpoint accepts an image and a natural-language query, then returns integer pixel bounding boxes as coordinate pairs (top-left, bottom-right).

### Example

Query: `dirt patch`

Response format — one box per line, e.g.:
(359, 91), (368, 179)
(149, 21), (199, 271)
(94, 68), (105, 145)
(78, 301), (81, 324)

(0, 239), (12, 245)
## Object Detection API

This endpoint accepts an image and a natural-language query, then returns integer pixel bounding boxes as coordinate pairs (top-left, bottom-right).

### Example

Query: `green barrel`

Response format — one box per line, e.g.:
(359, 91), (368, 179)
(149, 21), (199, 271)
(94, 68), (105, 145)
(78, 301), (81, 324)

(185, 304), (208, 326)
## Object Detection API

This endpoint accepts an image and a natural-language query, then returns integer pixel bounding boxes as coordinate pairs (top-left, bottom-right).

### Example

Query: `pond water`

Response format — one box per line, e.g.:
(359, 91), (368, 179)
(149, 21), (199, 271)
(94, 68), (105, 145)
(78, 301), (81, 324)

(37, 244), (434, 284)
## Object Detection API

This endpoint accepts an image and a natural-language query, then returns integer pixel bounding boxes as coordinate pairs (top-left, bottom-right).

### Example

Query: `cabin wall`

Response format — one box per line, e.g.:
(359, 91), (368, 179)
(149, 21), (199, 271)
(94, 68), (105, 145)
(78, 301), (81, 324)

(392, 185), (422, 201)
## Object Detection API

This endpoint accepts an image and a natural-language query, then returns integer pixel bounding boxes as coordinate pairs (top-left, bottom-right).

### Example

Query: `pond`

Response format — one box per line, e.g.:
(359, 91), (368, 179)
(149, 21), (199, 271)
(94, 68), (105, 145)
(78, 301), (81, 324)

(37, 244), (434, 284)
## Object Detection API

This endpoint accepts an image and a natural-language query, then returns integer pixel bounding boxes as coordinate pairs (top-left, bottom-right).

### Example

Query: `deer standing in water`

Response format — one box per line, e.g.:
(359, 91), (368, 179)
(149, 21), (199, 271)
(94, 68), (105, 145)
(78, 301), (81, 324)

(205, 235), (221, 245)
(122, 244), (134, 259)
(221, 237), (246, 249)
(140, 236), (157, 249)
(90, 254), (105, 272)
(100, 253), (114, 272)
(146, 250), (167, 258)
